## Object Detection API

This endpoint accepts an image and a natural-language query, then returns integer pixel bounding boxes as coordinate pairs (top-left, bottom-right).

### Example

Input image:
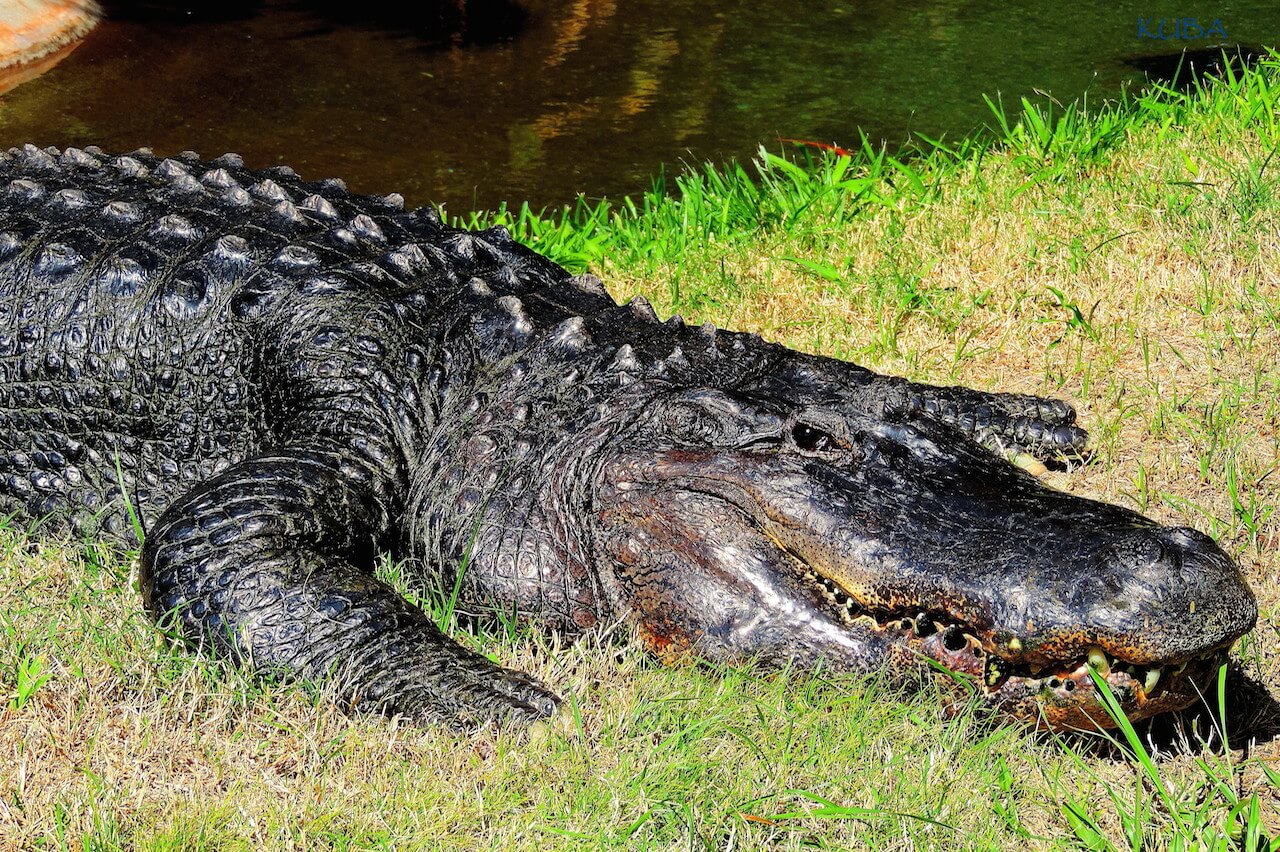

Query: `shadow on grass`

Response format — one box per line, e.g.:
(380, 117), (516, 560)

(1144, 663), (1280, 752)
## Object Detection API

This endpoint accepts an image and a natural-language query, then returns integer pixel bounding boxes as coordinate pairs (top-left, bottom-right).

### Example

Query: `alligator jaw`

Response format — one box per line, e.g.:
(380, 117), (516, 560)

(800, 562), (1237, 729)
(981, 647), (1231, 729)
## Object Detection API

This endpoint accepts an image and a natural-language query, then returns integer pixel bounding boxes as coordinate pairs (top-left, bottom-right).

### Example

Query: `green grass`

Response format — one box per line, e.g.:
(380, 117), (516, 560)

(3, 49), (1280, 850)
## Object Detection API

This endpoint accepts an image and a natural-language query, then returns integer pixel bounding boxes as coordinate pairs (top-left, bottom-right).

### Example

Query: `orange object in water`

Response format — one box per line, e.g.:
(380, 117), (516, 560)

(0, 0), (100, 92)
(777, 137), (855, 158)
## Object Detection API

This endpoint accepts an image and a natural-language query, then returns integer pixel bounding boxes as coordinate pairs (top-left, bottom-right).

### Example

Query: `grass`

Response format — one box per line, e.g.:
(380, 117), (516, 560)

(3, 51), (1280, 849)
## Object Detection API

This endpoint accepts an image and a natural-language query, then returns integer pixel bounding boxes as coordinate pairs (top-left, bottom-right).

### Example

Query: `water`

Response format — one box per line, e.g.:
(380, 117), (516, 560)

(0, 1), (1274, 212)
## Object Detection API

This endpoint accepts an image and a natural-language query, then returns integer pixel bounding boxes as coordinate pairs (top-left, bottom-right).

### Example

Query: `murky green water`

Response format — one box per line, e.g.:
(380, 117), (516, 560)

(0, 1), (1275, 212)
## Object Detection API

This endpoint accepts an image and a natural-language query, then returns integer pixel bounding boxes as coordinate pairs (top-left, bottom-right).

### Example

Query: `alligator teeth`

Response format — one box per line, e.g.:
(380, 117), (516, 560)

(1143, 668), (1161, 694)
(1011, 452), (1048, 477)
(985, 656), (1009, 686)
(1087, 647), (1110, 674)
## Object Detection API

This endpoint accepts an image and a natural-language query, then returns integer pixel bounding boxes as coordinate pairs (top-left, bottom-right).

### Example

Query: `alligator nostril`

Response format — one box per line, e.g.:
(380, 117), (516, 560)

(1109, 530), (1165, 567)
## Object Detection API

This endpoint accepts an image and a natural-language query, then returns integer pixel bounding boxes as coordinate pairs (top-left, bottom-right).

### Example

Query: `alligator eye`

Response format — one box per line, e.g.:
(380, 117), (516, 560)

(792, 422), (838, 452)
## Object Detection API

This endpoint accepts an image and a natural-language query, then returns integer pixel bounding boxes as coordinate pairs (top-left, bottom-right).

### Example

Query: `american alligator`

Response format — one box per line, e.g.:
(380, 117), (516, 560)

(0, 144), (1257, 730)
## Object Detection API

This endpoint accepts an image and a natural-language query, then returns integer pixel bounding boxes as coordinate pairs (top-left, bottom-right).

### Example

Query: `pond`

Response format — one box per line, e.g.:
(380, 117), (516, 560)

(0, 0), (1274, 212)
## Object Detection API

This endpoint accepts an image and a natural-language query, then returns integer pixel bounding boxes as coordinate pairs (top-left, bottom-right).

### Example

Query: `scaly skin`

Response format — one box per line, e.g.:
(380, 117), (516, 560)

(0, 144), (1257, 730)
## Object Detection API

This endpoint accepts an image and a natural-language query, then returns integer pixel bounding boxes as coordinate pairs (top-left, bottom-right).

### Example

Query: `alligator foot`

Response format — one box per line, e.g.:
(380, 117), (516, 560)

(895, 383), (1090, 465)
(343, 625), (562, 730)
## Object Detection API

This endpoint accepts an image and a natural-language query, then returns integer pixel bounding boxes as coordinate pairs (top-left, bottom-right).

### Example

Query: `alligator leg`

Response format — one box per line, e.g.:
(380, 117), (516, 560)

(140, 449), (560, 729)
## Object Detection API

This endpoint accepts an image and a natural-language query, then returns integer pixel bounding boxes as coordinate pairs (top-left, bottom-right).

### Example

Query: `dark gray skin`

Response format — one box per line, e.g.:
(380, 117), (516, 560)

(0, 144), (1257, 730)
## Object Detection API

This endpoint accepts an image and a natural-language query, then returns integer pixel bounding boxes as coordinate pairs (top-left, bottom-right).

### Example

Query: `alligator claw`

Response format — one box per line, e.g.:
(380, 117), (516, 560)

(350, 646), (562, 731)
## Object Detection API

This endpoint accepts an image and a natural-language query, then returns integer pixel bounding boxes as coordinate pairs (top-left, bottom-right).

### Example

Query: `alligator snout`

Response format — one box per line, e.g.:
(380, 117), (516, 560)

(1000, 519), (1255, 671)
(1150, 525), (1256, 652)
(589, 387), (1257, 728)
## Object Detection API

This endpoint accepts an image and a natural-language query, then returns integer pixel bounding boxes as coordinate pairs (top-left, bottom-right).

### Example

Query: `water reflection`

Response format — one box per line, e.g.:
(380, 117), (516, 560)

(0, 0), (1274, 212)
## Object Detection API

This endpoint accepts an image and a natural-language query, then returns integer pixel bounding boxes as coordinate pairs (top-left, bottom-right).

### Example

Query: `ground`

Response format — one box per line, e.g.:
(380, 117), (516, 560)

(1, 58), (1278, 850)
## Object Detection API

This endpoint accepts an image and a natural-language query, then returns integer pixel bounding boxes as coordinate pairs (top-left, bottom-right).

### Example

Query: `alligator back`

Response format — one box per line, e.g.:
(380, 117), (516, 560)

(0, 143), (598, 725)
(0, 144), (568, 539)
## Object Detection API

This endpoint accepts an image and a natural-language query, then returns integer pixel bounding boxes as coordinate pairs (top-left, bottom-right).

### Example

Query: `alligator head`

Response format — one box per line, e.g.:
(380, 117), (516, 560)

(591, 369), (1257, 730)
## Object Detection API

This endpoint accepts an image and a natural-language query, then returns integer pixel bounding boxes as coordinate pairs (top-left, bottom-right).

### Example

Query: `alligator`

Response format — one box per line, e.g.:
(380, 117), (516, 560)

(0, 144), (1257, 731)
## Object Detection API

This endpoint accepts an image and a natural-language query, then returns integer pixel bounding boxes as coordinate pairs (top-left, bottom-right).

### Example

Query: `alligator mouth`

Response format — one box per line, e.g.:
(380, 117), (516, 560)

(799, 565), (1232, 729)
